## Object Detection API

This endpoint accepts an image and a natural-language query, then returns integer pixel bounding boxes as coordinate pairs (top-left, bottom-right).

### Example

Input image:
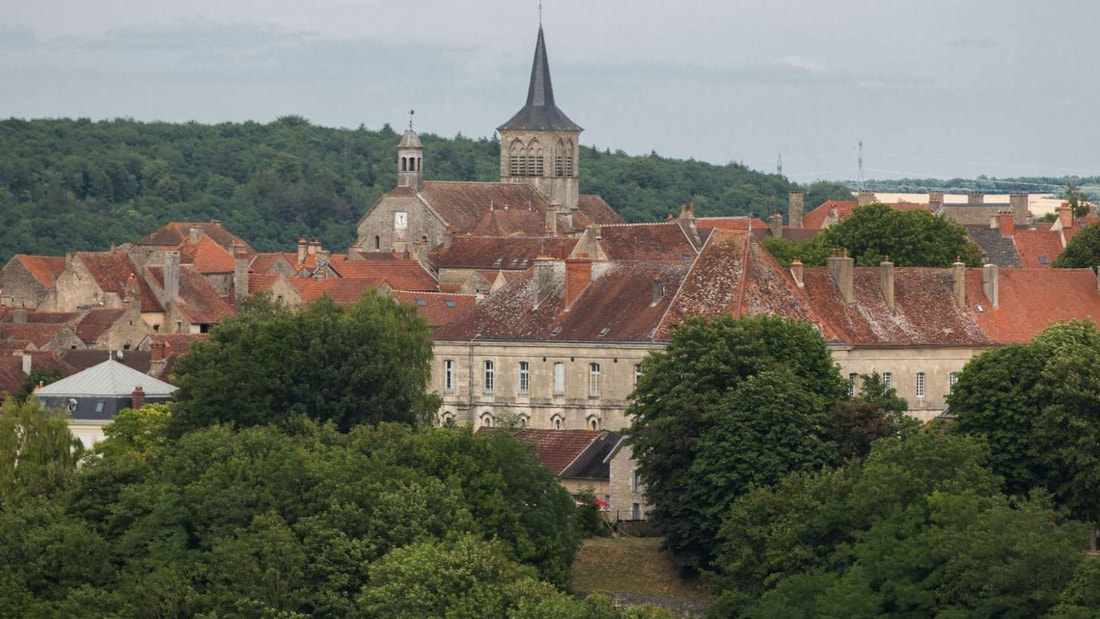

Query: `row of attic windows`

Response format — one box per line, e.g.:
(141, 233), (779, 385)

(443, 358), (642, 398)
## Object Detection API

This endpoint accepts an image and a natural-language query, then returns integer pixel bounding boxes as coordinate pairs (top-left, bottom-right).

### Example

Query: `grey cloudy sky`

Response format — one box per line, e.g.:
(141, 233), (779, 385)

(4, 0), (1098, 183)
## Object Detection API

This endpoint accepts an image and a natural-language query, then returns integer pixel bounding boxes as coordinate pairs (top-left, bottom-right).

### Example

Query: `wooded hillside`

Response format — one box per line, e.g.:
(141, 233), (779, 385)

(0, 117), (793, 263)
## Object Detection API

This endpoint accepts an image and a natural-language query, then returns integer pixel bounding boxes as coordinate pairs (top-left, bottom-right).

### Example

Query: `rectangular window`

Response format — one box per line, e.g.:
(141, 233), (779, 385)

(518, 361), (530, 395)
(554, 362), (565, 394)
(631, 469), (641, 492)
(631, 503), (641, 521)
(484, 360), (495, 393)
(882, 372), (892, 390)
(634, 364), (642, 386)
(848, 372), (858, 397)
(949, 372), (958, 390)
(444, 359), (454, 392)
(589, 362), (601, 397)
(915, 371), (926, 398)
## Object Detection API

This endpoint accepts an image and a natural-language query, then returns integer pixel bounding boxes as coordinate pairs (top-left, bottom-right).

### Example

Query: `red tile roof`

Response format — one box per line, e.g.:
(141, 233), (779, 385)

(433, 237), (577, 270)
(135, 222), (254, 253)
(22, 312), (79, 324)
(147, 266), (235, 325)
(432, 260), (692, 342)
(967, 268), (1100, 344)
(249, 253), (294, 274)
(576, 195), (623, 227)
(1012, 228), (1065, 268)
(0, 323), (73, 349)
(72, 308), (129, 344)
(695, 216), (768, 232)
(597, 222), (699, 262)
(78, 252), (163, 313)
(391, 291), (479, 329)
(290, 279), (382, 305)
(467, 207), (549, 237)
(178, 234), (235, 273)
(327, 260), (438, 291)
(12, 255), (66, 289)
(0, 351), (76, 396)
(478, 428), (606, 476)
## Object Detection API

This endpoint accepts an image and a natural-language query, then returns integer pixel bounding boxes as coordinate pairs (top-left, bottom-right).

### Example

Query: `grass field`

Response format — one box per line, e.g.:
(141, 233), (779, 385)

(571, 536), (714, 602)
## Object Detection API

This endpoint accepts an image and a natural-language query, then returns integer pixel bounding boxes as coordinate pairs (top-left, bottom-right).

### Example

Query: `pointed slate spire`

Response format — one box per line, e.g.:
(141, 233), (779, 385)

(498, 26), (582, 132)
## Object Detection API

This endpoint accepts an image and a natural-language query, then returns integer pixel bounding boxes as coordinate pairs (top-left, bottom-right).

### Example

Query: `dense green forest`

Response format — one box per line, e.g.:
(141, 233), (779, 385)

(0, 117), (797, 263)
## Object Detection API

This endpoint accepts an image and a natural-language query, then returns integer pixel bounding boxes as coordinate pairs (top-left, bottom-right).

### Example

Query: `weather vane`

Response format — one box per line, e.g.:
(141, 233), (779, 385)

(408, 109), (415, 131)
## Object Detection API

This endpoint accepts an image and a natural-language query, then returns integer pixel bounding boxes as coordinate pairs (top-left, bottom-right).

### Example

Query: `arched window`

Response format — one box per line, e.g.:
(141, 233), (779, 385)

(551, 413), (564, 430)
(481, 413), (494, 428)
(586, 414), (601, 430)
(527, 140), (543, 176)
(509, 140), (525, 176)
(400, 157), (407, 172)
(554, 139), (565, 176)
(415, 156), (421, 172)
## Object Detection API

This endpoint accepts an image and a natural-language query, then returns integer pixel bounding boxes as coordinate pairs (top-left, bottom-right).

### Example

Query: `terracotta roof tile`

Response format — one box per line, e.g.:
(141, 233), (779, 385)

(478, 428), (606, 476)
(78, 252), (163, 313)
(147, 266), (235, 324)
(967, 268), (1100, 343)
(0, 323), (72, 348)
(12, 255), (66, 289)
(1012, 228), (1065, 268)
(290, 279), (382, 305)
(390, 291), (479, 329)
(418, 182), (551, 232)
(801, 200), (931, 230)
(597, 223), (699, 262)
(432, 260), (691, 342)
(695, 216), (768, 232)
(178, 235), (236, 273)
(468, 207), (549, 237)
(22, 312), (79, 324)
(72, 308), (129, 344)
(576, 195), (623, 226)
(434, 237), (577, 270)
(0, 351), (76, 396)
(135, 222), (254, 253)
(249, 253), (293, 274)
(327, 260), (438, 291)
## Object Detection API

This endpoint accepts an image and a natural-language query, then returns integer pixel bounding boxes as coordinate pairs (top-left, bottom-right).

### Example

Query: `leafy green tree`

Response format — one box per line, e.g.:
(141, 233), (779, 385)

(0, 397), (84, 505)
(951, 320), (1100, 550)
(628, 315), (847, 572)
(1066, 183), (1090, 218)
(11, 368), (62, 403)
(827, 371), (915, 460)
(1053, 222), (1100, 268)
(170, 292), (439, 435)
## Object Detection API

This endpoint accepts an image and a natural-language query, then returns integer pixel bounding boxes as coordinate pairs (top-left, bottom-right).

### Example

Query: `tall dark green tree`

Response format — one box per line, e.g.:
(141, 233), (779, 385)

(1053, 222), (1100, 268)
(170, 292), (439, 435)
(627, 315), (847, 572)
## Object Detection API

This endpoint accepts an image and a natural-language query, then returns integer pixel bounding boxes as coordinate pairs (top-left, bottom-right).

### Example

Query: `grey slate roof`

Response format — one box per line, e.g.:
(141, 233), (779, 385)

(965, 226), (1022, 268)
(398, 130), (422, 148)
(36, 357), (176, 398)
(498, 27), (582, 132)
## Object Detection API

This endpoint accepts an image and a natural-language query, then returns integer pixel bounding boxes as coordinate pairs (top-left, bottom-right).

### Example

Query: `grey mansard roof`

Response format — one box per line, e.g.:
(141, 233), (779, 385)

(36, 357), (176, 398)
(498, 26), (582, 133)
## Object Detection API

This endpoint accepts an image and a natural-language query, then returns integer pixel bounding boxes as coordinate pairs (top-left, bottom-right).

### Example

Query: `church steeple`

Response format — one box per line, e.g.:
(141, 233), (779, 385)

(397, 124), (423, 192)
(498, 26), (581, 132)
(498, 26), (582, 216)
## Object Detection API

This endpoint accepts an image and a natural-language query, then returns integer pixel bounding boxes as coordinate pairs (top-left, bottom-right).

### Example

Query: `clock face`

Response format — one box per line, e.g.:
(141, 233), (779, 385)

(394, 212), (408, 229)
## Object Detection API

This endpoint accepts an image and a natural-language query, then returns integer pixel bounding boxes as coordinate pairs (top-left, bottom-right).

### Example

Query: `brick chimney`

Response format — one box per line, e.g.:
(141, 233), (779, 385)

(233, 248), (249, 300)
(1058, 202), (1073, 228)
(982, 263), (999, 309)
(564, 256), (592, 309)
(131, 385), (146, 410)
(967, 191), (984, 205)
(768, 211), (783, 238)
(164, 251), (180, 301)
(928, 191), (945, 211)
(151, 342), (165, 361)
(546, 204), (559, 236)
(788, 191), (804, 228)
(952, 261), (966, 308)
(1010, 192), (1029, 225)
(827, 250), (855, 304)
(857, 190), (876, 206)
(790, 259), (804, 288)
(997, 210), (1015, 237)
(308, 238), (321, 256)
(297, 237), (308, 264)
(651, 276), (665, 306)
(677, 202), (702, 249)
(880, 258), (895, 310)
(533, 256), (556, 309)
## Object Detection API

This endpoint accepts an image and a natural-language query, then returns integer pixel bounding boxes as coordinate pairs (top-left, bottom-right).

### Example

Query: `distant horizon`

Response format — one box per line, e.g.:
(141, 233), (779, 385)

(5, 1), (1098, 184)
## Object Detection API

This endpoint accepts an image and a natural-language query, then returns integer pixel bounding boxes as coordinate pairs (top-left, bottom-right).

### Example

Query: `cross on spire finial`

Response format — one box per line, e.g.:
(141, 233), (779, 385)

(408, 109), (415, 131)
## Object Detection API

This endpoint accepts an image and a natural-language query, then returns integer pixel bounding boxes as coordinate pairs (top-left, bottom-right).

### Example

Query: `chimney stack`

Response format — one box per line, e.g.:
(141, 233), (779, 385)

(982, 263), (999, 309)
(308, 238), (320, 256)
(564, 256), (592, 309)
(997, 210), (1015, 237)
(857, 190), (876, 206)
(1058, 202), (1073, 229)
(151, 342), (165, 361)
(21, 350), (31, 375)
(952, 261), (966, 308)
(823, 207), (840, 229)
(1010, 192), (1029, 225)
(233, 247), (249, 300)
(651, 276), (665, 306)
(880, 258), (895, 310)
(533, 256), (556, 309)
(928, 191), (945, 211)
(164, 251), (180, 301)
(789, 191), (805, 229)
(768, 211), (783, 238)
(189, 226), (203, 244)
(790, 259), (804, 288)
(131, 386), (146, 411)
(967, 191), (984, 205)
(827, 250), (855, 304)
(546, 204), (559, 236)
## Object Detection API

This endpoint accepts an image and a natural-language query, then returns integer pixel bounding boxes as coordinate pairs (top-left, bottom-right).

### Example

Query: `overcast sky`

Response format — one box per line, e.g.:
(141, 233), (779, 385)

(4, 1), (1098, 184)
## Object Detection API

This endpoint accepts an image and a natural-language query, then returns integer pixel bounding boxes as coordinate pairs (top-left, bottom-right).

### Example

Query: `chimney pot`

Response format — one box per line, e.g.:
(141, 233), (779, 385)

(131, 385), (146, 410)
(564, 256), (593, 309)
(827, 253), (855, 304)
(952, 261), (966, 308)
(788, 191), (805, 229)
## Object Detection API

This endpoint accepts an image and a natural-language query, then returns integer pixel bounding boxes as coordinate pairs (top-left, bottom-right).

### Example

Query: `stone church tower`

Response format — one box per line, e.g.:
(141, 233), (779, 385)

(497, 26), (582, 212)
(397, 128), (423, 191)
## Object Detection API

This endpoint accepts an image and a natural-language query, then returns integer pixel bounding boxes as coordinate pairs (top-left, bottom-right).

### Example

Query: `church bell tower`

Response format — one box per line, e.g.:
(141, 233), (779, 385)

(497, 26), (582, 212)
